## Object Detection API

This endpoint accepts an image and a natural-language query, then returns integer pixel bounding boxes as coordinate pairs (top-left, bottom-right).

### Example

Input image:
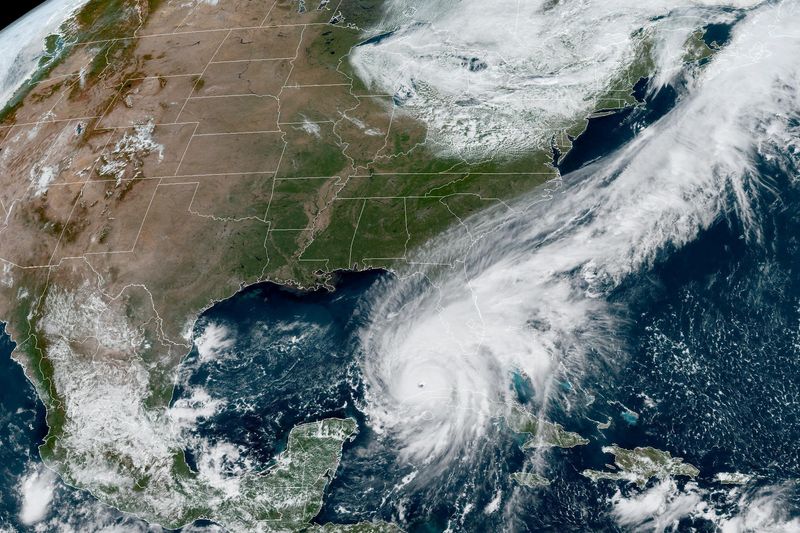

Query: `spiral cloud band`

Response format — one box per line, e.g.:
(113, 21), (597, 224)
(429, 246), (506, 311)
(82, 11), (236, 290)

(357, 0), (800, 471)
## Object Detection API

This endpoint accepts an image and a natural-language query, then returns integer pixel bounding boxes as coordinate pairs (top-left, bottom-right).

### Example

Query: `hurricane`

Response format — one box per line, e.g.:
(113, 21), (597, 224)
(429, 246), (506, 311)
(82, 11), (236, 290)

(2, 0), (800, 530)
(357, 0), (800, 475)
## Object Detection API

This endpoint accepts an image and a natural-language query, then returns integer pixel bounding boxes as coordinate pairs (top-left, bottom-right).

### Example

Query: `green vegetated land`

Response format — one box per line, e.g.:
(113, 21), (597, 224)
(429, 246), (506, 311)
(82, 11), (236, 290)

(582, 445), (700, 486)
(508, 406), (590, 450)
(267, 17), (668, 285)
(0, 0), (159, 124)
(0, 0), (721, 531)
(286, 19), (722, 284)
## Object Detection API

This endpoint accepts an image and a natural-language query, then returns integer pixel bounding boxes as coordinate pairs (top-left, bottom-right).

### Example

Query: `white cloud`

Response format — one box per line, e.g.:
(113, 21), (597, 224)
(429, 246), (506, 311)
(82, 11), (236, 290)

(168, 386), (224, 430)
(194, 322), (234, 363)
(612, 480), (706, 532)
(613, 481), (800, 533)
(358, 0), (800, 471)
(351, 0), (764, 158)
(0, 0), (90, 109)
(718, 485), (800, 533)
(18, 465), (58, 526)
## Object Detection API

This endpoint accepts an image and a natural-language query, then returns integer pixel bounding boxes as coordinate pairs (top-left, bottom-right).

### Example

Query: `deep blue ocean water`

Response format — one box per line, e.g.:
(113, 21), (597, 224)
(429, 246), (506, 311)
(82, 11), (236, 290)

(0, 325), (157, 532)
(172, 77), (800, 530)
(0, 325), (42, 529)
(2, 69), (800, 530)
(174, 271), (384, 470)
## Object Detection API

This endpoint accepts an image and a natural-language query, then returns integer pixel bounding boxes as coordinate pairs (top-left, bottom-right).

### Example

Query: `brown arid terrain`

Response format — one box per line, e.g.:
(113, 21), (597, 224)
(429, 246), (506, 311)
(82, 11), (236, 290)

(0, 0), (656, 529)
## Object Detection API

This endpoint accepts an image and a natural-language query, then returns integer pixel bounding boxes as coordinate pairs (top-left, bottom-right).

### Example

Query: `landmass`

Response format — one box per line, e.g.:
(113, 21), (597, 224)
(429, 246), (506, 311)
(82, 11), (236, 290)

(511, 472), (551, 489)
(222, 417), (398, 532)
(713, 472), (752, 485)
(508, 406), (590, 449)
(594, 417), (612, 430)
(0, 0), (679, 528)
(224, 417), (363, 531)
(311, 523), (403, 533)
(582, 445), (700, 487)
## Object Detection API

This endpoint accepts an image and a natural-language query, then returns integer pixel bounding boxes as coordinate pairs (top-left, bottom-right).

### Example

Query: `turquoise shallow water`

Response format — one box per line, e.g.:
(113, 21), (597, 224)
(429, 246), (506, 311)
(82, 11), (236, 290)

(1, 50), (799, 531)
